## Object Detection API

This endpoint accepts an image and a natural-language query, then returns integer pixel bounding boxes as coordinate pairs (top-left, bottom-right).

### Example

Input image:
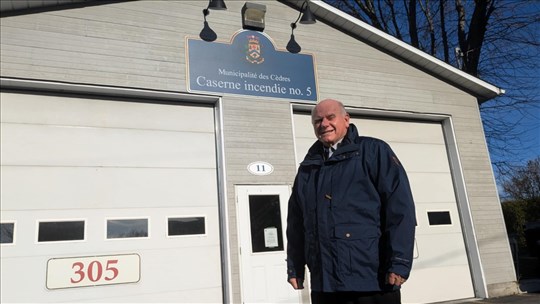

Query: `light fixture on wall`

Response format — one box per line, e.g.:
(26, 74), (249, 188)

(208, 0), (227, 10)
(297, 1), (316, 24)
(200, 0), (228, 41)
(287, 0), (317, 53)
(241, 2), (267, 32)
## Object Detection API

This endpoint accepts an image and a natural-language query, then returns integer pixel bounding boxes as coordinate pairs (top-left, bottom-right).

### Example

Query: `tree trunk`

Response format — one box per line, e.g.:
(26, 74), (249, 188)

(439, 0), (450, 62)
(407, 0), (420, 47)
(456, 0), (495, 76)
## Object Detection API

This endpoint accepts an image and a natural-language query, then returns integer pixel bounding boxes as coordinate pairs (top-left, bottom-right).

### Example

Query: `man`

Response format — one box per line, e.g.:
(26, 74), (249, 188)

(286, 99), (416, 304)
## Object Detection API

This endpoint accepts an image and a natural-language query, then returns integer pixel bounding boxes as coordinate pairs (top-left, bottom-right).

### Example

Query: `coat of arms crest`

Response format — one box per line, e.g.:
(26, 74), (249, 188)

(246, 35), (264, 64)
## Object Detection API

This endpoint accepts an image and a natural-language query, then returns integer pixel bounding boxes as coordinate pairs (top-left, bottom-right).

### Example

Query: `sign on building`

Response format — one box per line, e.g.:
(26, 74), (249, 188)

(187, 30), (318, 101)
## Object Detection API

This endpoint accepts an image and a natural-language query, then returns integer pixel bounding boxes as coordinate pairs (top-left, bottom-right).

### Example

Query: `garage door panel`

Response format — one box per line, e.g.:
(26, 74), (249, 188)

(1, 166), (218, 210)
(1, 206), (220, 256)
(121, 287), (223, 303)
(402, 265), (475, 304)
(139, 246), (223, 290)
(294, 138), (316, 164)
(387, 143), (450, 173)
(1, 246), (223, 303)
(0, 93), (215, 133)
(295, 116), (445, 145)
(1, 123), (215, 168)
(414, 233), (469, 268)
(293, 115), (315, 138)
(355, 119), (445, 144)
(294, 116), (450, 173)
(408, 172), (455, 203)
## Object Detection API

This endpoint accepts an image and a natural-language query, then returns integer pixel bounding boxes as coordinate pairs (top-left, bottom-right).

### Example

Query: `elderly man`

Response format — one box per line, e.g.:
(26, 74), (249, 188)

(286, 99), (416, 304)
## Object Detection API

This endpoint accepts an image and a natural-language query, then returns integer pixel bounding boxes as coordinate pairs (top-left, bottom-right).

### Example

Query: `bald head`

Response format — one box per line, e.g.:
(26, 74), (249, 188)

(311, 99), (347, 117)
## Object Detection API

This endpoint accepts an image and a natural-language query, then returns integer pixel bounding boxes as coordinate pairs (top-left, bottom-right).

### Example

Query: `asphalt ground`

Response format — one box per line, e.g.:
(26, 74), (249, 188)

(453, 293), (540, 303)
(439, 279), (540, 304)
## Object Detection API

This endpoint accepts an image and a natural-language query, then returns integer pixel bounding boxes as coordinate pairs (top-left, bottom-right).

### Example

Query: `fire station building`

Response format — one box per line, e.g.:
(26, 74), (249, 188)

(0, 1), (517, 303)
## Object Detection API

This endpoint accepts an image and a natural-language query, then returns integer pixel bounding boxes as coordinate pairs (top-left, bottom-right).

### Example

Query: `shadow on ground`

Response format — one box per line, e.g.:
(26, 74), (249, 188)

(520, 278), (540, 293)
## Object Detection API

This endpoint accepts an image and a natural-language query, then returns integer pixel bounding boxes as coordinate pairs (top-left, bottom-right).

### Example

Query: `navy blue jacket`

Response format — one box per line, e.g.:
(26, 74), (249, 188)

(286, 124), (416, 292)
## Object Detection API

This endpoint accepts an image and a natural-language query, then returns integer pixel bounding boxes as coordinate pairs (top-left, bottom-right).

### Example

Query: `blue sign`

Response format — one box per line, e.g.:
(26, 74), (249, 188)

(186, 30), (318, 101)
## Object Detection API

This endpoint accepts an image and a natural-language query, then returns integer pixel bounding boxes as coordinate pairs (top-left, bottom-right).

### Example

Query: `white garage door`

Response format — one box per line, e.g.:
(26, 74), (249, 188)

(0, 92), (222, 303)
(293, 113), (475, 303)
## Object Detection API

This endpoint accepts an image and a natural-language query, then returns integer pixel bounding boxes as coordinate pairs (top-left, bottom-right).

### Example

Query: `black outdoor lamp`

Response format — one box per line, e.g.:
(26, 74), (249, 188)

(287, 0), (317, 53)
(203, 0), (228, 17)
(299, 1), (316, 24)
(200, 0), (228, 41)
(208, 0), (227, 10)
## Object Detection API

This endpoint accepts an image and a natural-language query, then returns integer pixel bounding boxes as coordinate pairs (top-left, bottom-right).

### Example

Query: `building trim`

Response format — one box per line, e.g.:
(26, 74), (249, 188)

(0, 77), (220, 105)
(215, 97), (234, 304)
(443, 117), (489, 298)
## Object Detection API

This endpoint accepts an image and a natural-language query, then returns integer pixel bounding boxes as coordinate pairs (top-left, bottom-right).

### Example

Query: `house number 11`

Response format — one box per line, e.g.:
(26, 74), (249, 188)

(247, 161), (274, 176)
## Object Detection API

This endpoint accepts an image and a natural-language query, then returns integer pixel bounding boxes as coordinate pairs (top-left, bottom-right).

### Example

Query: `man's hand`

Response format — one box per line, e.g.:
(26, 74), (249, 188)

(288, 277), (304, 290)
(387, 272), (407, 286)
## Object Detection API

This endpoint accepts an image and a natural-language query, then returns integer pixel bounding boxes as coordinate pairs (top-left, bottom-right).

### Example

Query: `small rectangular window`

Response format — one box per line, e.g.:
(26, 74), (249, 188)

(249, 195), (284, 253)
(1, 222), (15, 244)
(428, 211), (452, 226)
(168, 217), (205, 236)
(38, 221), (85, 242)
(107, 219), (148, 239)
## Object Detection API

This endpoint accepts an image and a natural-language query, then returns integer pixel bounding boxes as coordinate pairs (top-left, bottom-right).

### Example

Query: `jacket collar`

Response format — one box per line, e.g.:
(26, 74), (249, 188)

(300, 124), (360, 166)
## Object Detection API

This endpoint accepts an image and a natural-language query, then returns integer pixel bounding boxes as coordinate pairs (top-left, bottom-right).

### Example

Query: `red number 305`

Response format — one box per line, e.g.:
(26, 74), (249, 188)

(71, 260), (119, 283)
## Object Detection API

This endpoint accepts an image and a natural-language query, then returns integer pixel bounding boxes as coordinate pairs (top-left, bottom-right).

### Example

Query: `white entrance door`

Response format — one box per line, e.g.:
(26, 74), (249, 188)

(236, 185), (302, 304)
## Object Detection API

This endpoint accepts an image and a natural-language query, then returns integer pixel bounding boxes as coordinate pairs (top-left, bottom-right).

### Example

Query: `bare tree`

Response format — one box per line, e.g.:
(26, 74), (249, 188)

(500, 157), (540, 250)
(324, 0), (540, 182)
(502, 157), (540, 201)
